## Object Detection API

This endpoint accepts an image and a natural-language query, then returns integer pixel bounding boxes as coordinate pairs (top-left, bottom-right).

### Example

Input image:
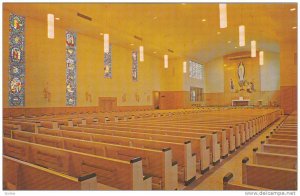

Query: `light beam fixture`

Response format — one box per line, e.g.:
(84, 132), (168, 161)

(47, 14), (54, 39)
(259, 51), (264, 65)
(104, 34), (109, 53)
(139, 46), (144, 62)
(164, 55), (168, 68)
(239, 25), (245, 47)
(251, 40), (256, 57)
(183, 61), (187, 73)
(219, 4), (227, 28)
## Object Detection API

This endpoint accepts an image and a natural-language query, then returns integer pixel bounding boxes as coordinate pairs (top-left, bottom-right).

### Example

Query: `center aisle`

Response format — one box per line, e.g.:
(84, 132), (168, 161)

(186, 116), (286, 190)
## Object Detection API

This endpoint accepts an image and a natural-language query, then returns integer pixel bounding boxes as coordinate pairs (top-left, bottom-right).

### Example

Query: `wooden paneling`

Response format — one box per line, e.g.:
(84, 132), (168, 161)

(159, 91), (190, 110)
(3, 105), (153, 117)
(280, 86), (297, 114)
(204, 90), (280, 106)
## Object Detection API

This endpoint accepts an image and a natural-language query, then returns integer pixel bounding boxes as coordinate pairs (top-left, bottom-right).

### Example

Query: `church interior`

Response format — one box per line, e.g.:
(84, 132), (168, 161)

(2, 2), (298, 192)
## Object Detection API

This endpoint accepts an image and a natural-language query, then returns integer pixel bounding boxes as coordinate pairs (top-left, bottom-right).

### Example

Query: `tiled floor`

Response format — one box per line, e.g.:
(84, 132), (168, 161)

(191, 116), (285, 190)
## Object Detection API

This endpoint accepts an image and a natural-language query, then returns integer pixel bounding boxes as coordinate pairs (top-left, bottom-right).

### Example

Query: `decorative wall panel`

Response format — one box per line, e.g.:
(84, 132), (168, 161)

(132, 51), (138, 81)
(66, 31), (77, 106)
(104, 44), (112, 78)
(9, 13), (25, 106)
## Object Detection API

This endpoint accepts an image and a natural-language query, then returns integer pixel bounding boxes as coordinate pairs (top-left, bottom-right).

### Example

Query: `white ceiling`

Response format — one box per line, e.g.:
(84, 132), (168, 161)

(3, 3), (297, 63)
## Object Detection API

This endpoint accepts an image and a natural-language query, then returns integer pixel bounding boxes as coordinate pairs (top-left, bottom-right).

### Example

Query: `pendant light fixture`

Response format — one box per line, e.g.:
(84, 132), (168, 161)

(47, 14), (54, 39)
(251, 40), (256, 57)
(104, 34), (109, 53)
(139, 46), (144, 62)
(259, 51), (264, 65)
(164, 55), (168, 69)
(219, 4), (227, 28)
(138, 18), (144, 62)
(183, 61), (187, 73)
(239, 25), (245, 47)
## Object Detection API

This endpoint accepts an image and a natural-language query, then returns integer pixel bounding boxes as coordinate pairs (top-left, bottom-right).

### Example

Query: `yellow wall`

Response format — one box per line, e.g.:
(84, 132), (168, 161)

(260, 51), (280, 91)
(204, 51), (281, 106)
(159, 58), (184, 91)
(3, 11), (9, 107)
(3, 8), (295, 110)
(224, 51), (261, 93)
(3, 9), (162, 108)
(204, 57), (224, 93)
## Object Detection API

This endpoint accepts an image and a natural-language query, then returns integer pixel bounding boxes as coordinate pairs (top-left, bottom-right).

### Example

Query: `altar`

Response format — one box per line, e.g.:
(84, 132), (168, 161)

(232, 97), (250, 106)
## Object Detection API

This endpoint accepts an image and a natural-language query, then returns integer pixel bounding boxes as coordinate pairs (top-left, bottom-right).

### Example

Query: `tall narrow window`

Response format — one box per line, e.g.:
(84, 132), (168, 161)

(189, 61), (205, 80)
(66, 31), (77, 106)
(104, 44), (112, 78)
(9, 13), (25, 106)
(132, 51), (138, 81)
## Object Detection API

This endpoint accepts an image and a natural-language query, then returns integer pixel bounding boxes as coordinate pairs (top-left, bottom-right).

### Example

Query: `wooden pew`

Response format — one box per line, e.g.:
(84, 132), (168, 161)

(3, 120), (40, 133)
(253, 148), (297, 169)
(85, 123), (226, 162)
(223, 172), (269, 190)
(11, 130), (178, 190)
(274, 130), (297, 135)
(242, 157), (297, 190)
(260, 142), (297, 156)
(150, 121), (247, 146)
(117, 108), (278, 134)
(266, 136), (297, 146)
(3, 137), (152, 190)
(37, 127), (196, 185)
(24, 116), (80, 127)
(270, 132), (297, 140)
(105, 111), (277, 153)
(3, 155), (97, 190)
(109, 120), (237, 149)
(4, 124), (21, 137)
(5, 117), (59, 130)
(61, 125), (209, 174)
(39, 121), (59, 129)
(74, 124), (212, 171)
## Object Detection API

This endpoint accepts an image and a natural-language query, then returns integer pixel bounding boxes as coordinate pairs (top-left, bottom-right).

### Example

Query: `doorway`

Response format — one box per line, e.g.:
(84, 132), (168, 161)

(153, 91), (160, 109)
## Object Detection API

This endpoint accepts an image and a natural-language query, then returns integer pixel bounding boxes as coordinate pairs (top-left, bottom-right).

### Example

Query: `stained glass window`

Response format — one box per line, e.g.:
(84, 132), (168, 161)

(104, 44), (112, 78)
(189, 60), (204, 80)
(66, 31), (77, 106)
(9, 13), (25, 106)
(132, 51), (138, 81)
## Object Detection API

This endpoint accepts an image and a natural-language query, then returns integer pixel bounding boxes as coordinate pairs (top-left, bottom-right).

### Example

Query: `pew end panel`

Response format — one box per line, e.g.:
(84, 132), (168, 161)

(221, 129), (229, 158)
(162, 148), (178, 190)
(184, 141), (197, 186)
(200, 136), (210, 174)
(131, 157), (153, 190)
(211, 132), (221, 165)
